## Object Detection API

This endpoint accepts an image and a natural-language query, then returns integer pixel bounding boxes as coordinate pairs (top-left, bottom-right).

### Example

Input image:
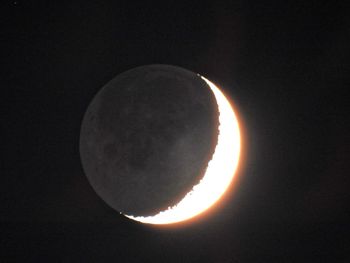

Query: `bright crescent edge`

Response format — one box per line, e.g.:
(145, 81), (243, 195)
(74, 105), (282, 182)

(124, 75), (241, 224)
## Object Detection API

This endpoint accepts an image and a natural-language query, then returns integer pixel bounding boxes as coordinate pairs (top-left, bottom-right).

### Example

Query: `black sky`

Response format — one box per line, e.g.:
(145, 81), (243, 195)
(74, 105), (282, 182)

(1, 0), (349, 261)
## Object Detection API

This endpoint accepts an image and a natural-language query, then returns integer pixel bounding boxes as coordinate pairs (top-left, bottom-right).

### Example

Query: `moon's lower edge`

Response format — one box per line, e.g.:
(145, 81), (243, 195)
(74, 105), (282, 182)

(124, 75), (241, 225)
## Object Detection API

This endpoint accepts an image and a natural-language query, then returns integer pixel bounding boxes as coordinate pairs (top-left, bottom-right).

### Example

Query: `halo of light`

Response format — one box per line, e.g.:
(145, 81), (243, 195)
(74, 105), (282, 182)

(125, 75), (241, 224)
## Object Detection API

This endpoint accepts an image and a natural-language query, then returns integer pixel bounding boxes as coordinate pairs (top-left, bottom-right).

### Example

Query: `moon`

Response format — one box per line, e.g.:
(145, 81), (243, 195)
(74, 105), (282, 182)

(126, 76), (241, 224)
(80, 65), (241, 225)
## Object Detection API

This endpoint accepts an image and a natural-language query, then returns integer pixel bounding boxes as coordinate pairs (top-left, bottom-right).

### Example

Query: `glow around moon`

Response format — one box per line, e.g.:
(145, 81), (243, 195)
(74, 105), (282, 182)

(125, 75), (241, 225)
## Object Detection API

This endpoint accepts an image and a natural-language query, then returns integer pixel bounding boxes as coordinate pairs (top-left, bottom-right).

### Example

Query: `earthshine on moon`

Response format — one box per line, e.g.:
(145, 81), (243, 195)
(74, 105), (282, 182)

(80, 65), (241, 225)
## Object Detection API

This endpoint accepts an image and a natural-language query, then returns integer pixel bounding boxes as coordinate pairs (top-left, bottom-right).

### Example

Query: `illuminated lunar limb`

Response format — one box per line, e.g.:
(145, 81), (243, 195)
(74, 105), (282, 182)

(125, 75), (241, 224)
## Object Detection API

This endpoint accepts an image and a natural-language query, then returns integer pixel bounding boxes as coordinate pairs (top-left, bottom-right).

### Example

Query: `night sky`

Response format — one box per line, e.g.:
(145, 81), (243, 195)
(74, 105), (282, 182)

(1, 0), (349, 261)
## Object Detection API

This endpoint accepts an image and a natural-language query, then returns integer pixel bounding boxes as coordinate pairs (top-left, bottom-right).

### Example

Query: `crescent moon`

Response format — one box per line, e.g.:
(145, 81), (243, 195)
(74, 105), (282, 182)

(125, 75), (241, 224)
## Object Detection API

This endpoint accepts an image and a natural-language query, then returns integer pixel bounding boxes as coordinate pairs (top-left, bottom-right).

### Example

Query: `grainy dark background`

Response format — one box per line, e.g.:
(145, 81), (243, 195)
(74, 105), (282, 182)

(1, 0), (349, 261)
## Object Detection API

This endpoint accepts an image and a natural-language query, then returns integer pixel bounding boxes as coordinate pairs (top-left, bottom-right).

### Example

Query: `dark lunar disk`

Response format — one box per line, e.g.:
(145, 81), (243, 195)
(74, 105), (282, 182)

(80, 65), (219, 217)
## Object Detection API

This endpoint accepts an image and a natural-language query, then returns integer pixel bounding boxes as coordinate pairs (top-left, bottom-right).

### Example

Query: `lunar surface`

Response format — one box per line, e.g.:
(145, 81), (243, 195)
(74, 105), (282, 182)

(126, 76), (241, 224)
(80, 65), (220, 217)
